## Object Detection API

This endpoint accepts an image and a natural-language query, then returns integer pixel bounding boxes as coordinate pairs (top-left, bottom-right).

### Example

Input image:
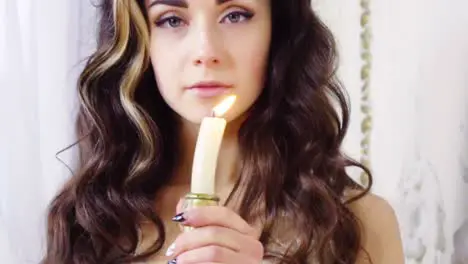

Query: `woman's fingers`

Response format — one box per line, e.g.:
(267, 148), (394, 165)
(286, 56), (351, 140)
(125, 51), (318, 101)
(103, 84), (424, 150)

(174, 206), (257, 237)
(169, 204), (264, 263)
(166, 225), (263, 259)
(170, 245), (258, 264)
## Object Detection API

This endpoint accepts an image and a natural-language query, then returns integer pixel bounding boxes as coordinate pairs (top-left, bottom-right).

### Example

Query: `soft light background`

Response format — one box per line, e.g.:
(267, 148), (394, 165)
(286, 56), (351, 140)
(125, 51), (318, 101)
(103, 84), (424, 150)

(1, 0), (467, 263)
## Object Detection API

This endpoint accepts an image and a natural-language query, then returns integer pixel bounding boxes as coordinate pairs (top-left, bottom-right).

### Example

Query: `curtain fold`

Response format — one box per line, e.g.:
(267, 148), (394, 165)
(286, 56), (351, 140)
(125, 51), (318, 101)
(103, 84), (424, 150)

(0, 0), (94, 262)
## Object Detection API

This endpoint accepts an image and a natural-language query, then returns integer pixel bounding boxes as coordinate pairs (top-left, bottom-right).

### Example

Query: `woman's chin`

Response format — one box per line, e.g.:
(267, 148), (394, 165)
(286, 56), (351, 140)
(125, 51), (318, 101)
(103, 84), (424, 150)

(176, 110), (244, 127)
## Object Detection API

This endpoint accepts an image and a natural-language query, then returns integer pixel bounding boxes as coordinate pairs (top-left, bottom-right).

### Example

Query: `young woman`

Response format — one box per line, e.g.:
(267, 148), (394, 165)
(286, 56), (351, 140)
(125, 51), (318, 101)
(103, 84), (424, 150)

(43, 0), (404, 263)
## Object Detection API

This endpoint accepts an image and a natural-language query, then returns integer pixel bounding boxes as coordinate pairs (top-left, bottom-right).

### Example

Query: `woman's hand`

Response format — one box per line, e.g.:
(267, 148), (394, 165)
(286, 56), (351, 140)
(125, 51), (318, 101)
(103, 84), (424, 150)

(166, 205), (263, 264)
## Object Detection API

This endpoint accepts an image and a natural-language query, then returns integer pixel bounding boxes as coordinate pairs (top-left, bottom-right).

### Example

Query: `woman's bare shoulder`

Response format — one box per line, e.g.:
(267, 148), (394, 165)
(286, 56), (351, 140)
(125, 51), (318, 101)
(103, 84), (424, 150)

(345, 189), (405, 264)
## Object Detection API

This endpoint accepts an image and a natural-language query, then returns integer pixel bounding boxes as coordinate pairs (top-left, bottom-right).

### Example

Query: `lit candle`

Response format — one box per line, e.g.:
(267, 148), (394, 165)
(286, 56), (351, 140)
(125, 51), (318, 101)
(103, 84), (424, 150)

(190, 95), (236, 194)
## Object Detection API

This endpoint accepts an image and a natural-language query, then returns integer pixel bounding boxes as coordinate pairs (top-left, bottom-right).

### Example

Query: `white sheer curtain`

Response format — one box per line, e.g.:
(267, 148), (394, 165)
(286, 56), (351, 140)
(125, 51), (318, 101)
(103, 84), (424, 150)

(0, 0), (96, 262)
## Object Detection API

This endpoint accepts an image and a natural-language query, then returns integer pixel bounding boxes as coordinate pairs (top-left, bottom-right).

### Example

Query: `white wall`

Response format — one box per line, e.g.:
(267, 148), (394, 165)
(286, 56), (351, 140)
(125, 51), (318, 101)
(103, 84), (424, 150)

(316, 0), (468, 263)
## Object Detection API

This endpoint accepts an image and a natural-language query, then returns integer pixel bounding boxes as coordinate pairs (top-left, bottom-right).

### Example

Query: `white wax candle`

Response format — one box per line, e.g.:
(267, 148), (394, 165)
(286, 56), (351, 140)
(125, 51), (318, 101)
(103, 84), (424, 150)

(190, 117), (226, 194)
(190, 96), (236, 194)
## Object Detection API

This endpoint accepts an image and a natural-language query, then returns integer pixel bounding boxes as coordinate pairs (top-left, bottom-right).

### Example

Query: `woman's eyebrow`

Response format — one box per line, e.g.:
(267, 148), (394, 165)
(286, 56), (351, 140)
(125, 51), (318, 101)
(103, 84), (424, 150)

(148, 0), (234, 9)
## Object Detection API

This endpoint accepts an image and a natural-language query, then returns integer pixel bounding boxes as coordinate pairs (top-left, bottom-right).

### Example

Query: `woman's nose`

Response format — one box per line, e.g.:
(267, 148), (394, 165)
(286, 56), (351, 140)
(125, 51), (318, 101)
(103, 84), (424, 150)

(191, 27), (224, 68)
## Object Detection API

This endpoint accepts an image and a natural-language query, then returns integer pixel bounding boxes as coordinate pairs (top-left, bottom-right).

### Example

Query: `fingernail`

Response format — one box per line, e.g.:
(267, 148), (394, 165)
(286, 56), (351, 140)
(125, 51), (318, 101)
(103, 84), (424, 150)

(167, 259), (177, 264)
(172, 212), (186, 223)
(165, 243), (176, 256)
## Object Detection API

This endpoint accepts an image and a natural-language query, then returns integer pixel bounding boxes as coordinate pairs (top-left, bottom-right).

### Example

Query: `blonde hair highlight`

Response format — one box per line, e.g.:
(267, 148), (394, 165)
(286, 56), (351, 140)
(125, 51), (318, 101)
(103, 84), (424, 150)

(78, 0), (155, 178)
(114, 0), (155, 178)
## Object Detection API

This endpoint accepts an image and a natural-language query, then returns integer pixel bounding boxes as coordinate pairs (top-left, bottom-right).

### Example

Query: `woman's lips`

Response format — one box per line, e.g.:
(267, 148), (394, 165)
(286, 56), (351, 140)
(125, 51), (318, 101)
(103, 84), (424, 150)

(190, 87), (232, 97)
(187, 81), (233, 98)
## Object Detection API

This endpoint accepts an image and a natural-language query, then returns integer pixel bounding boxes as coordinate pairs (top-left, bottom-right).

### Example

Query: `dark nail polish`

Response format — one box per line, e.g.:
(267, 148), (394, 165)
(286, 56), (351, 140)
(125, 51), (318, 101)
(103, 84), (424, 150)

(172, 213), (186, 223)
(167, 259), (177, 264)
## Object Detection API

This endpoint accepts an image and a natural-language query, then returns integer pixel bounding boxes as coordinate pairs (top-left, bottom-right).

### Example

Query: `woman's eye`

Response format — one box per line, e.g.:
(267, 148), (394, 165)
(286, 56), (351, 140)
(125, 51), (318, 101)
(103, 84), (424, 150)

(155, 16), (185, 28)
(221, 11), (254, 24)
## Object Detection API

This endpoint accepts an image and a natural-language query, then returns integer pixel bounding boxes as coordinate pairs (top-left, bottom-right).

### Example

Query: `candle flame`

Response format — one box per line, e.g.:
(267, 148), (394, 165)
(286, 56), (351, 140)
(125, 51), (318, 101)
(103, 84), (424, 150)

(212, 95), (236, 117)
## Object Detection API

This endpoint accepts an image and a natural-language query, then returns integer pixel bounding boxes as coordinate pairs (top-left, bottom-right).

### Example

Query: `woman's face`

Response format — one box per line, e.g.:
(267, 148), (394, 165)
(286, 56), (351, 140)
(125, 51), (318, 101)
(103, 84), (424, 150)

(146, 0), (271, 124)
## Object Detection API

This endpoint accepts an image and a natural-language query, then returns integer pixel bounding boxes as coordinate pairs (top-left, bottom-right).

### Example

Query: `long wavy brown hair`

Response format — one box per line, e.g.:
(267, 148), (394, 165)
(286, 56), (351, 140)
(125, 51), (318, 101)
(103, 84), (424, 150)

(42, 0), (373, 263)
